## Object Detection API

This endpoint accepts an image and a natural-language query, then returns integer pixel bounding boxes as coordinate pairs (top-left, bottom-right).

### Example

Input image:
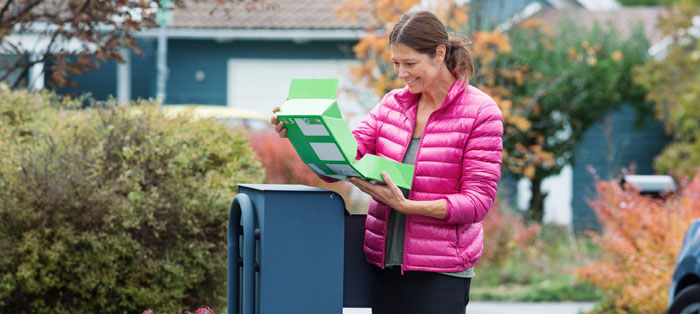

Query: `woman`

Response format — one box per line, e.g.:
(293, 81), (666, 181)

(273, 10), (502, 314)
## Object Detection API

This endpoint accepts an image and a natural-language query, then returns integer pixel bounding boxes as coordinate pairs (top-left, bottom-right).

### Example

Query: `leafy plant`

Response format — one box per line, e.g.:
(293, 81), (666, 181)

(0, 86), (264, 313)
(481, 200), (540, 267)
(577, 173), (700, 313)
(634, 0), (700, 177)
(476, 19), (651, 221)
(475, 203), (600, 302)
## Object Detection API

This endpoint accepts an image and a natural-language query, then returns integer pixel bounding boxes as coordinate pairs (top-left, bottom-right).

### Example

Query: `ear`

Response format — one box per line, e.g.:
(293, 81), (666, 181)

(435, 44), (447, 63)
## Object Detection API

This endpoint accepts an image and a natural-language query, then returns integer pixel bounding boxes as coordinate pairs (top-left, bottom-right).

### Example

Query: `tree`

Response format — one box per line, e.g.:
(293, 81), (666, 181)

(634, 0), (700, 177)
(0, 0), (272, 89)
(476, 20), (650, 221)
(336, 0), (651, 222)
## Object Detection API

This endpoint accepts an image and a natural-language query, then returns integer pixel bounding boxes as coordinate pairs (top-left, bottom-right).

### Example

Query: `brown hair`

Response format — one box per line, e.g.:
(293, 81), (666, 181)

(389, 10), (474, 81)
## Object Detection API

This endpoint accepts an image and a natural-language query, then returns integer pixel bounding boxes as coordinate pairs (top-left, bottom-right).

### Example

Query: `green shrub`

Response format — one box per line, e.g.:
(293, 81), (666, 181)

(0, 86), (264, 313)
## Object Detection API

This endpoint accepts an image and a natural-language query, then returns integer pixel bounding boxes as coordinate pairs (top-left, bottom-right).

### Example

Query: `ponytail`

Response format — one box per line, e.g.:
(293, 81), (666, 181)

(445, 38), (475, 82)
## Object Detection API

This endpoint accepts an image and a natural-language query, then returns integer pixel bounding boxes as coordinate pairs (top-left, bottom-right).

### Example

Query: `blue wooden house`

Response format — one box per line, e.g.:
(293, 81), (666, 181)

(55, 0), (374, 118)
(45, 0), (671, 231)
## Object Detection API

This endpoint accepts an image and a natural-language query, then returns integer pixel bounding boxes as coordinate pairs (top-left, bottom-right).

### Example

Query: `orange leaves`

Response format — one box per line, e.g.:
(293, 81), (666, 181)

(435, 0), (469, 31)
(337, 0), (472, 100)
(507, 116), (531, 132)
(505, 140), (554, 179)
(611, 50), (623, 61)
(334, 0), (370, 21)
(577, 173), (700, 313)
(472, 29), (512, 64)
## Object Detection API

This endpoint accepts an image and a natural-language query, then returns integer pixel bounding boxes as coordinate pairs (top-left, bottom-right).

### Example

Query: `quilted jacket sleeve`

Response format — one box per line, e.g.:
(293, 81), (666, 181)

(351, 97), (385, 159)
(443, 102), (503, 224)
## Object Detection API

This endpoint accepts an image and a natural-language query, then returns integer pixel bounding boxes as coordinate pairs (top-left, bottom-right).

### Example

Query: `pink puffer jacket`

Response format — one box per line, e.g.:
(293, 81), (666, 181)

(352, 81), (503, 272)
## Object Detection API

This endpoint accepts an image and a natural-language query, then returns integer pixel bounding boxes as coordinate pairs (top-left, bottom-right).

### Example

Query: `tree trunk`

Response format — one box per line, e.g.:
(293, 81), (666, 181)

(528, 177), (547, 223)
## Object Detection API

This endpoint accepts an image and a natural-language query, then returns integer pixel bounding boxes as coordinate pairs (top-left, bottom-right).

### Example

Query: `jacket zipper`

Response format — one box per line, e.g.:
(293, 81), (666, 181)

(398, 107), (417, 275)
(401, 105), (442, 275)
(398, 81), (458, 274)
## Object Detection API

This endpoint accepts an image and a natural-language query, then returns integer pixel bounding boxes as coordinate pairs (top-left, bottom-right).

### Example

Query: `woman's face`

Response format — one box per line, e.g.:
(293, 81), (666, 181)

(391, 43), (444, 94)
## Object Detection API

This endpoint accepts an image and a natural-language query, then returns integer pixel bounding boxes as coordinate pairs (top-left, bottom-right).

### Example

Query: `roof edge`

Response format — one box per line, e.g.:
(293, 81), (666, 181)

(137, 28), (367, 40)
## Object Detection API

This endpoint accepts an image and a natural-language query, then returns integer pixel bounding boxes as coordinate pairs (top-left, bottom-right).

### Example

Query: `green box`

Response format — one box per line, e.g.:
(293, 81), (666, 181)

(276, 79), (414, 189)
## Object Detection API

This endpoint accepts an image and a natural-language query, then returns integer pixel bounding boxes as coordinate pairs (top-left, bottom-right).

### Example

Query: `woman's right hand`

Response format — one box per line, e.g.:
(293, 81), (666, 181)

(270, 106), (287, 138)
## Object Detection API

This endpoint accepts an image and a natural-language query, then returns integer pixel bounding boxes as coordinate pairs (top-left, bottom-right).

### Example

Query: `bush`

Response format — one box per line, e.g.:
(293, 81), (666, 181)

(0, 86), (264, 313)
(474, 202), (600, 301)
(481, 201), (541, 267)
(577, 173), (700, 313)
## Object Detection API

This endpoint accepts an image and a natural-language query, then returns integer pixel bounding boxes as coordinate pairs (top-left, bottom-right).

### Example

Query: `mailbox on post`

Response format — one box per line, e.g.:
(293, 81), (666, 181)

(227, 184), (372, 314)
(620, 175), (677, 197)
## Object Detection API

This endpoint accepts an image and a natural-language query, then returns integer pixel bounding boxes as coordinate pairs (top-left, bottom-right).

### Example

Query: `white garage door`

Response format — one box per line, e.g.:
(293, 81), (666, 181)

(227, 58), (370, 126)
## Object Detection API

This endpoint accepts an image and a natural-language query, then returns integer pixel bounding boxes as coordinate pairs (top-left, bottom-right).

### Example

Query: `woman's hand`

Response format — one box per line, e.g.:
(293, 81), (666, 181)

(348, 171), (406, 211)
(349, 171), (448, 219)
(270, 106), (287, 138)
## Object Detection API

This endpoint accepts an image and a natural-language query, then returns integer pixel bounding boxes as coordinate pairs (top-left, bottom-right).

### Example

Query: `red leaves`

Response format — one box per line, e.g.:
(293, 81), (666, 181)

(577, 173), (700, 313)
(194, 306), (217, 314)
(143, 306), (218, 314)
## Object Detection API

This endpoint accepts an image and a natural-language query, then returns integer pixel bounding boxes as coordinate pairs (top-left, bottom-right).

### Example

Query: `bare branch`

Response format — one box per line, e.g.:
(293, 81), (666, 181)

(0, 0), (16, 26)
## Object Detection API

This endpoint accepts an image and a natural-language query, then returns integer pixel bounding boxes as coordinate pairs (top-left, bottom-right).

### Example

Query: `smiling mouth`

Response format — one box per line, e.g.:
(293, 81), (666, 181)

(406, 78), (419, 84)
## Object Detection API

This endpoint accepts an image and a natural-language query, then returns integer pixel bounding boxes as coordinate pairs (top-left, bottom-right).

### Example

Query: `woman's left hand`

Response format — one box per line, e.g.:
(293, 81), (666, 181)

(348, 171), (406, 212)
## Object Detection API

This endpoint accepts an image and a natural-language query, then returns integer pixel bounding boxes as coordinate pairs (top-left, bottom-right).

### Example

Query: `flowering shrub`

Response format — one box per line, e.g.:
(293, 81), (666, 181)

(481, 200), (541, 267)
(143, 306), (217, 314)
(577, 173), (700, 313)
(248, 129), (354, 206)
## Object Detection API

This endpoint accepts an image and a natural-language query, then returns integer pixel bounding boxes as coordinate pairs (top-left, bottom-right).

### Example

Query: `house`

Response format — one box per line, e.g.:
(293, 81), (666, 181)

(468, 0), (621, 31)
(51, 0), (375, 122)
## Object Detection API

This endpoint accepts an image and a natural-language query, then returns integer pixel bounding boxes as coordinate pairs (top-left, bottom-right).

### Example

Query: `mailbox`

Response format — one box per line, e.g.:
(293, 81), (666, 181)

(227, 184), (372, 314)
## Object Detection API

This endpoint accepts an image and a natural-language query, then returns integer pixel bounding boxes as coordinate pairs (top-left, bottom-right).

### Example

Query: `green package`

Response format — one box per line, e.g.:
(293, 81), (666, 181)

(276, 79), (414, 189)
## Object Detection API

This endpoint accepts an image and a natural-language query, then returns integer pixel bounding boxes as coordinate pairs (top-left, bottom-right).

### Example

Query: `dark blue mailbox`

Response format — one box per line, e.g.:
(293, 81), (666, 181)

(228, 184), (372, 314)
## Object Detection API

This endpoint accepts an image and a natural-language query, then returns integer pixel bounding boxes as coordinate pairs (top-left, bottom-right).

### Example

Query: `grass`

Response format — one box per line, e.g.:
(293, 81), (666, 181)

(471, 223), (602, 302)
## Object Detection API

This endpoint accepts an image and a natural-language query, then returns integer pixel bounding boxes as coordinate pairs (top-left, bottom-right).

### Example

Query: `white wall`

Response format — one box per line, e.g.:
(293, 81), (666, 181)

(227, 59), (370, 127)
(517, 164), (573, 226)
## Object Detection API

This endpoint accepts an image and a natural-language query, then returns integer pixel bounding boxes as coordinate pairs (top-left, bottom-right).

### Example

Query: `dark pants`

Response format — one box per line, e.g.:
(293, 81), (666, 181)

(371, 266), (472, 314)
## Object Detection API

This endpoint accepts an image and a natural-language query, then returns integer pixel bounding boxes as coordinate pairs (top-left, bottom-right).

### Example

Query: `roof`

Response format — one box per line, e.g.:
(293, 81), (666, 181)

(170, 0), (376, 30)
(572, 0), (620, 11)
(538, 6), (668, 45)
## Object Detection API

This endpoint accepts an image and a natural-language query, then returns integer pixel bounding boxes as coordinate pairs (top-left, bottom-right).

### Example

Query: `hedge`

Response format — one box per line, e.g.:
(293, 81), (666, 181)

(0, 86), (264, 313)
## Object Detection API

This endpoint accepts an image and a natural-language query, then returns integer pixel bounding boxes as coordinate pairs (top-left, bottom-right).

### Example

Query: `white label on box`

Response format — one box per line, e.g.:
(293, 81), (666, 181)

(308, 163), (327, 175)
(295, 118), (329, 136)
(327, 164), (360, 177)
(310, 142), (345, 161)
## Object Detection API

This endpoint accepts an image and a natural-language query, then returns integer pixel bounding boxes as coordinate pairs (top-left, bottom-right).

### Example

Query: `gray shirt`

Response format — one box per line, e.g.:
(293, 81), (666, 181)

(384, 137), (474, 278)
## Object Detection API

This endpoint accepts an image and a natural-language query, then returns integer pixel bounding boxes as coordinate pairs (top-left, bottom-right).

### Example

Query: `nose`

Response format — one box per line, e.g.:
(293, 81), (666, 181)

(397, 66), (408, 79)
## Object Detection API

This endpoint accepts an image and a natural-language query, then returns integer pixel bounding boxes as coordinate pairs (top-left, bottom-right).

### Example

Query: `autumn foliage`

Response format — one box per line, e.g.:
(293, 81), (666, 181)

(480, 200), (541, 267)
(577, 173), (700, 313)
(248, 130), (353, 203)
